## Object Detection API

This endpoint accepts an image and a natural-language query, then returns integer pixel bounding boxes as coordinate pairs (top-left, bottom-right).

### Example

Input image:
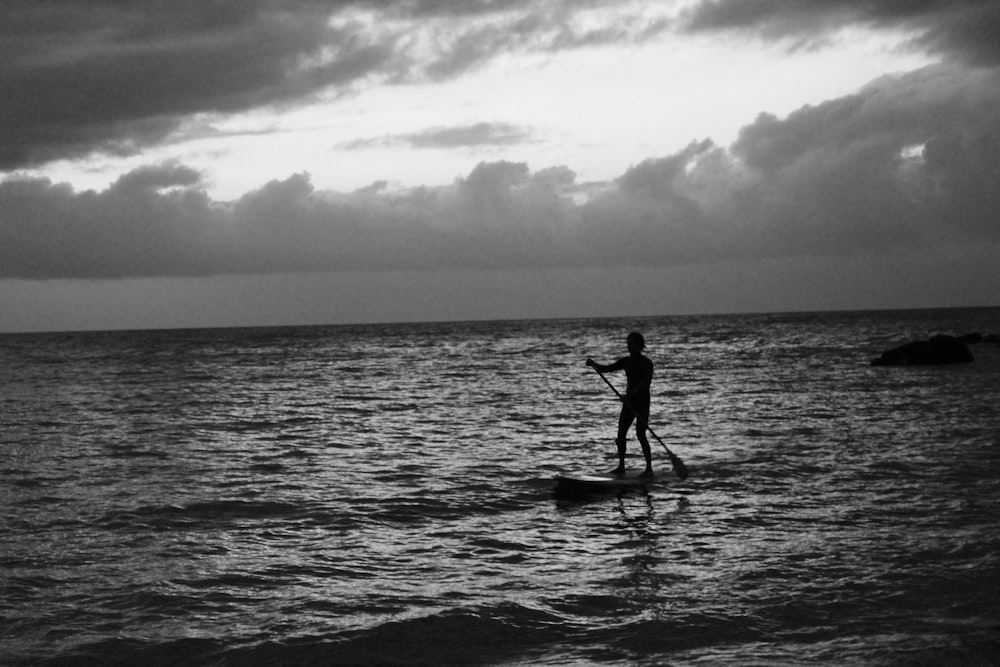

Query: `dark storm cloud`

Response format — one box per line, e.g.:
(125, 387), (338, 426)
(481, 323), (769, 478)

(341, 122), (534, 150)
(731, 66), (1000, 253)
(1, 1), (393, 168)
(0, 160), (579, 278)
(0, 0), (669, 171)
(682, 0), (1000, 65)
(3, 58), (999, 280)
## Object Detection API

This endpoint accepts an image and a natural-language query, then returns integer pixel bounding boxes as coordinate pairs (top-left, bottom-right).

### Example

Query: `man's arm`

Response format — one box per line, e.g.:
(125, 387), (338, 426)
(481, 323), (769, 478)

(586, 357), (625, 373)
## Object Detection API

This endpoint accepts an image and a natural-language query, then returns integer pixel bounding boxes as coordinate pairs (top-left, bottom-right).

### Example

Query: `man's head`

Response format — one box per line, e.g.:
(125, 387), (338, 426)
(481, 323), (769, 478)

(626, 331), (645, 353)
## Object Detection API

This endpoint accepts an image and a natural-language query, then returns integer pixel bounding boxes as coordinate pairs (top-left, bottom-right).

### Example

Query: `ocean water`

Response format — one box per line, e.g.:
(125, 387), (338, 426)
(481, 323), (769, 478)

(2, 308), (1000, 666)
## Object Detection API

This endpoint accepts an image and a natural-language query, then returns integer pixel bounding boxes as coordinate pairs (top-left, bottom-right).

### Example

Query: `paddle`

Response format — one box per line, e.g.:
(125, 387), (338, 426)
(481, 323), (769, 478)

(590, 366), (689, 480)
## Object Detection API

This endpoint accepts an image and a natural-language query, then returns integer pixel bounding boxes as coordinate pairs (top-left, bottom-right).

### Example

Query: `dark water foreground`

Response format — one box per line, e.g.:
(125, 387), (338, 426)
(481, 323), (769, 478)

(3, 308), (1000, 665)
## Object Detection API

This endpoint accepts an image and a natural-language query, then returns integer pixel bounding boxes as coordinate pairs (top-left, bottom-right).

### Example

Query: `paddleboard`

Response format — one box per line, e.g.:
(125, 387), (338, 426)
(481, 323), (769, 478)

(553, 469), (657, 500)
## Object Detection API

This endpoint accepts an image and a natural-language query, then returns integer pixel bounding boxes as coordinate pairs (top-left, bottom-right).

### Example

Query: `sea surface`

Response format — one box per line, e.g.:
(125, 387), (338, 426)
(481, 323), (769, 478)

(3, 308), (1000, 666)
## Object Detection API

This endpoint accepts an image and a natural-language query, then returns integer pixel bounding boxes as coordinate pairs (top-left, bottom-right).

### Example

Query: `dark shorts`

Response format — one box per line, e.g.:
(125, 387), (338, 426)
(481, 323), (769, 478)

(621, 394), (650, 423)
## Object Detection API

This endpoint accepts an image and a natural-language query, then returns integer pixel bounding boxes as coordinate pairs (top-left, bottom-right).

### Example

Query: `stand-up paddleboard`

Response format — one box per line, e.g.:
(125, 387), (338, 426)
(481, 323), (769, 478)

(553, 469), (657, 500)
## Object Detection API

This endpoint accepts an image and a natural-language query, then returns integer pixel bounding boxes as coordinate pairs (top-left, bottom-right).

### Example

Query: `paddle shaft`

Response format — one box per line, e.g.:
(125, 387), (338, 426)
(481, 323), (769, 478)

(591, 366), (689, 479)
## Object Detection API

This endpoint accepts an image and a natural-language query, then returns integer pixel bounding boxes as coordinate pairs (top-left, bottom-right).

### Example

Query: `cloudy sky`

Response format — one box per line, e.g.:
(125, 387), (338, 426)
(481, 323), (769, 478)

(2, 0), (999, 332)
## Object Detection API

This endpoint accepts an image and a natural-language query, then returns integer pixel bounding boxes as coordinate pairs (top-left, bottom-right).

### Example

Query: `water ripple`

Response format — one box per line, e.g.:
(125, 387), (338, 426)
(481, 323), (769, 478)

(2, 310), (1000, 665)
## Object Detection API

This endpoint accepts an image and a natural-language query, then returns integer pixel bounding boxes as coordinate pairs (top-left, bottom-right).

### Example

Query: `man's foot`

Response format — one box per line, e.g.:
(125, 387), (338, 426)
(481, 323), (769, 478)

(611, 466), (626, 476)
(639, 468), (654, 479)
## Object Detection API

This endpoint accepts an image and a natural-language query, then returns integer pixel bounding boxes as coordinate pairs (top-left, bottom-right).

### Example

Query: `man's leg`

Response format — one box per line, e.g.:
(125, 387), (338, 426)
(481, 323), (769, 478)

(614, 407), (632, 474)
(637, 416), (653, 477)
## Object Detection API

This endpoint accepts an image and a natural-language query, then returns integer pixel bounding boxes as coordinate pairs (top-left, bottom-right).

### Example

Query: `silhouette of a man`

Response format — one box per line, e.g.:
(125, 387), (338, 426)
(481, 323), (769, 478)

(587, 331), (654, 478)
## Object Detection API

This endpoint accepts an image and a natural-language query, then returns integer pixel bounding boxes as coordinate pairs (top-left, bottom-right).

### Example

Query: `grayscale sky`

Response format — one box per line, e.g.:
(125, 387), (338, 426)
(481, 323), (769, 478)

(2, 1), (999, 331)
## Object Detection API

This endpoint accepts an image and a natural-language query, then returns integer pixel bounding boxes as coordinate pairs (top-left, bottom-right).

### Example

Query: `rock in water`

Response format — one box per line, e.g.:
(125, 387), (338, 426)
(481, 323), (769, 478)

(871, 335), (974, 366)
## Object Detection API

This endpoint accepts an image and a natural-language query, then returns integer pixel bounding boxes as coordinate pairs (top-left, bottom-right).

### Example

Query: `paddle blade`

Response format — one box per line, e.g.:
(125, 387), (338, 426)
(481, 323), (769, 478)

(669, 452), (689, 480)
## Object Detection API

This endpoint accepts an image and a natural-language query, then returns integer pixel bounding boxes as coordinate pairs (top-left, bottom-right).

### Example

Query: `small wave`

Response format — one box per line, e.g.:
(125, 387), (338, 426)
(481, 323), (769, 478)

(96, 499), (313, 531)
(32, 636), (223, 667)
(104, 445), (170, 460)
(225, 603), (574, 666)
